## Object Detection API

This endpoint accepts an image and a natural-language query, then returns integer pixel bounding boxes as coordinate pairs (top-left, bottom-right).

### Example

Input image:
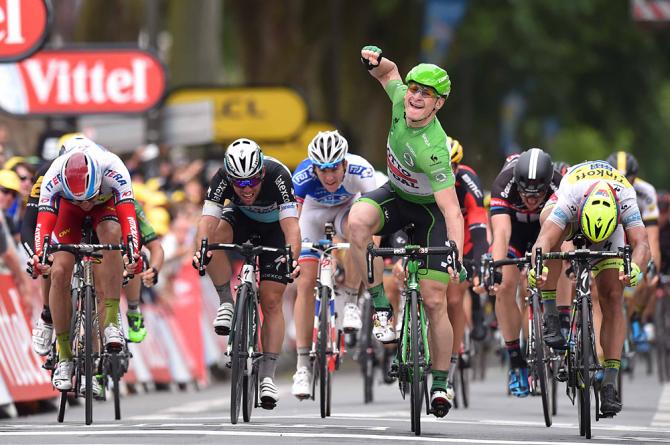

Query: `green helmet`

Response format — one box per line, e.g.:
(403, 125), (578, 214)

(405, 63), (451, 97)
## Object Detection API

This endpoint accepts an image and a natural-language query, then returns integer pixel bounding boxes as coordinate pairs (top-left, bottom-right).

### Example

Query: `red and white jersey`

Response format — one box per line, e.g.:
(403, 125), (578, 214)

(38, 143), (134, 208)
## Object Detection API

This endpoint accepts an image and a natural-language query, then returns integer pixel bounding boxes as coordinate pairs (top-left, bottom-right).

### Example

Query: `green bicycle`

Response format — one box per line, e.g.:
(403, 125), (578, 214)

(366, 237), (458, 436)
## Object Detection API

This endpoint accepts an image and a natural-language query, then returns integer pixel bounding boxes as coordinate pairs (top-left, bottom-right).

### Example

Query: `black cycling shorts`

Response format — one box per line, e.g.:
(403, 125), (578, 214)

(220, 204), (289, 284)
(358, 183), (450, 284)
(508, 219), (541, 258)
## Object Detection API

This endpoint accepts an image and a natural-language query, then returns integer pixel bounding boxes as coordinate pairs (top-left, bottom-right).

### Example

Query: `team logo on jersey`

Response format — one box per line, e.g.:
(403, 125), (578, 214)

(348, 164), (373, 178)
(293, 168), (312, 185)
(402, 152), (415, 168)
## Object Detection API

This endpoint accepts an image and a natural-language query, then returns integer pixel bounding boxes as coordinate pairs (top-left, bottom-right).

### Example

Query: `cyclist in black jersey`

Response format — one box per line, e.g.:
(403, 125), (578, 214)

(487, 148), (561, 397)
(193, 138), (301, 410)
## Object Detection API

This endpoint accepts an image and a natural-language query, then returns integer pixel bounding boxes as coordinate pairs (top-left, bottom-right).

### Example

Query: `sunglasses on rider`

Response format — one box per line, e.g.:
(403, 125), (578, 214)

(231, 174), (263, 188)
(407, 82), (439, 99)
(315, 160), (344, 172)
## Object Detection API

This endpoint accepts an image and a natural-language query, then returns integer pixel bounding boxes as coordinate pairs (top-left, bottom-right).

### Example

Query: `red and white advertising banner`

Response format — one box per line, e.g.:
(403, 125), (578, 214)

(133, 305), (172, 384)
(632, 0), (670, 21)
(167, 263), (207, 384)
(0, 275), (56, 402)
(0, 0), (51, 62)
(0, 48), (166, 115)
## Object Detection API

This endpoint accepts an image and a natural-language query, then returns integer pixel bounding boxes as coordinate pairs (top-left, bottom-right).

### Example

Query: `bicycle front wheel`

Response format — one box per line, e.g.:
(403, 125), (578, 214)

(230, 285), (249, 425)
(409, 290), (422, 436)
(360, 296), (375, 404)
(318, 286), (331, 419)
(577, 296), (592, 438)
(83, 285), (95, 425)
(243, 301), (259, 423)
(531, 292), (551, 427)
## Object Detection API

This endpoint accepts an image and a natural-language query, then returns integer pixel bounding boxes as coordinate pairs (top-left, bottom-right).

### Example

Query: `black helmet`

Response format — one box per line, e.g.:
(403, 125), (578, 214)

(513, 148), (553, 195)
(606, 151), (638, 179)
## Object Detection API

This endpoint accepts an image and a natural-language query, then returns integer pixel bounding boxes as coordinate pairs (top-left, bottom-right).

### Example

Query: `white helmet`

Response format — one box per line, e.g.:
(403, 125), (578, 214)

(308, 130), (348, 168)
(223, 138), (264, 179)
(59, 134), (97, 156)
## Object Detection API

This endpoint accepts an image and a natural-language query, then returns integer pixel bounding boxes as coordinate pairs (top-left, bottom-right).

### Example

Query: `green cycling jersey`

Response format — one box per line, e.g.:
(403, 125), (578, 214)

(134, 201), (158, 245)
(384, 79), (454, 204)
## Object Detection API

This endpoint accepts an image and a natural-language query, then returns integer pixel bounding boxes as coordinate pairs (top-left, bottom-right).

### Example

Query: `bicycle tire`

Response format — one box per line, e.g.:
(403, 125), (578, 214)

(551, 359), (559, 416)
(459, 357), (470, 409)
(532, 293), (551, 427)
(577, 296), (592, 438)
(361, 297), (375, 404)
(111, 353), (121, 420)
(656, 295), (669, 382)
(84, 285), (95, 425)
(242, 370), (256, 422)
(230, 284), (249, 425)
(318, 285), (330, 419)
(243, 301), (258, 423)
(410, 289), (422, 436)
(57, 391), (67, 423)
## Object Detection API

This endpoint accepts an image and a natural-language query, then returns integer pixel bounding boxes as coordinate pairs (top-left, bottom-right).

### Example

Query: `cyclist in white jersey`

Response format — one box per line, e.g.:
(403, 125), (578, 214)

(607, 151), (661, 347)
(290, 130), (379, 399)
(532, 160), (650, 416)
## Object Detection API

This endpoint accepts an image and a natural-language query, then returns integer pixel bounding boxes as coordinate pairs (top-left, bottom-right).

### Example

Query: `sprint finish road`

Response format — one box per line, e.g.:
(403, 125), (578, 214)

(2, 362), (669, 445)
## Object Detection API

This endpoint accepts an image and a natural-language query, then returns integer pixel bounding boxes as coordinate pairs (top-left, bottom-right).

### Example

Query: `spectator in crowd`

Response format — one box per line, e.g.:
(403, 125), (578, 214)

(0, 169), (21, 236)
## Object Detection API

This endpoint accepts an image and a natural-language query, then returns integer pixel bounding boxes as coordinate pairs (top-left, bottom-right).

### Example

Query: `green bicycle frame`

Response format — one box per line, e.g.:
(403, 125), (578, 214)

(399, 255), (430, 376)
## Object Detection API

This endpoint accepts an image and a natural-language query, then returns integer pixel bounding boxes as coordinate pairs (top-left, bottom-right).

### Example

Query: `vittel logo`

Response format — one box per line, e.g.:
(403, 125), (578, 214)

(0, 0), (51, 62)
(0, 49), (166, 115)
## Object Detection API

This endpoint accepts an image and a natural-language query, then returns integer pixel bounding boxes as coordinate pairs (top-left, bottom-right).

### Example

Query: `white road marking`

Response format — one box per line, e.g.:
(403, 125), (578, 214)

(652, 384), (670, 427)
(0, 429), (653, 444)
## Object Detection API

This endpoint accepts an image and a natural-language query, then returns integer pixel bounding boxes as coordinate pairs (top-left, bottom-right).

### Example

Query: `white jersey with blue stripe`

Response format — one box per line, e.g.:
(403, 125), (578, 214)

(38, 143), (134, 208)
(292, 154), (378, 208)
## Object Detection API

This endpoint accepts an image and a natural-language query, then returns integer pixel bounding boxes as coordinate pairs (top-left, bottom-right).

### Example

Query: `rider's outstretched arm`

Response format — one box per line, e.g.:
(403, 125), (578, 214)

(626, 225), (650, 273)
(360, 46), (401, 88)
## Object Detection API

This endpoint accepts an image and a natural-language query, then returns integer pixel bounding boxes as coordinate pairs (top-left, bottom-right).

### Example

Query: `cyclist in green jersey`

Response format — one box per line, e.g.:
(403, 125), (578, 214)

(123, 201), (165, 343)
(349, 45), (465, 417)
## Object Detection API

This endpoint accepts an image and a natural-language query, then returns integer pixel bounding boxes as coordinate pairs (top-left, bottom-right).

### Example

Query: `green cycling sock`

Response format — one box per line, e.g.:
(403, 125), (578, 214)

(104, 298), (121, 327)
(368, 283), (390, 311)
(56, 332), (72, 361)
(431, 369), (449, 392)
(603, 359), (620, 386)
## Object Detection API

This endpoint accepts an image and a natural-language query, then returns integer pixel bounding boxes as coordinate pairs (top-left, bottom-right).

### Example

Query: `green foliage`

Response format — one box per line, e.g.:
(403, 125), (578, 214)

(548, 125), (609, 165)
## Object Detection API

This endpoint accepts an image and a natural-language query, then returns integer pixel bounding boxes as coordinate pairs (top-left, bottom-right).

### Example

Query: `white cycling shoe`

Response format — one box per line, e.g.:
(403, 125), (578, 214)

(80, 376), (105, 400)
(260, 377), (280, 409)
(430, 385), (455, 418)
(53, 361), (74, 391)
(291, 367), (312, 400)
(32, 318), (54, 356)
(342, 303), (362, 332)
(372, 309), (396, 343)
(213, 302), (234, 336)
(104, 325), (124, 351)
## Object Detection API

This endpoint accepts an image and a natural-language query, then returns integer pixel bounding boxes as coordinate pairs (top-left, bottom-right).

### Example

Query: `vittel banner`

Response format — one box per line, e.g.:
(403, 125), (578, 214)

(0, 48), (166, 115)
(0, 0), (51, 62)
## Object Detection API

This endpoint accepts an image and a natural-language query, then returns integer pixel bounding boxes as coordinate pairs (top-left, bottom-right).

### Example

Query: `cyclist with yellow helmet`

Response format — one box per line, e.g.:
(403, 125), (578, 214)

(532, 160), (651, 417)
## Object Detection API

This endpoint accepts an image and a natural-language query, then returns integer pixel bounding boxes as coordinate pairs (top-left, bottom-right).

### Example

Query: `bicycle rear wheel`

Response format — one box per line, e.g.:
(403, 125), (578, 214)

(230, 285), (249, 425)
(577, 296), (592, 438)
(84, 285), (95, 425)
(360, 296), (375, 404)
(318, 286), (330, 419)
(531, 293), (551, 427)
(410, 290), (422, 436)
(459, 355), (470, 409)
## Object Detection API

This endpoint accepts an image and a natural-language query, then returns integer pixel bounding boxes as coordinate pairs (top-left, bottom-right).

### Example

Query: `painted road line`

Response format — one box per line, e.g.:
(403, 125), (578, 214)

(652, 383), (670, 427)
(0, 429), (661, 444)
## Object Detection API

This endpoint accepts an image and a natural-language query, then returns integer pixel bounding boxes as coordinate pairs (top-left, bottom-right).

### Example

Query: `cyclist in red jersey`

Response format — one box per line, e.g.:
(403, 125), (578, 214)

(445, 137), (489, 392)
